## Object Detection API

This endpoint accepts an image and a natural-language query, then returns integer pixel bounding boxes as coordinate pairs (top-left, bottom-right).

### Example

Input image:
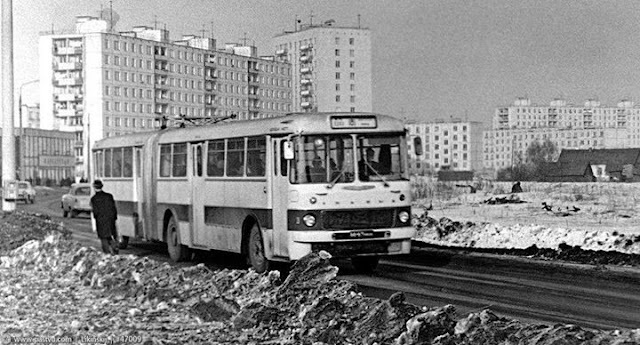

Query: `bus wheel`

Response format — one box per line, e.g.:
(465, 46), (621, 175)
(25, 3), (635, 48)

(118, 236), (129, 250)
(62, 206), (68, 218)
(351, 256), (379, 273)
(247, 223), (270, 273)
(166, 217), (191, 262)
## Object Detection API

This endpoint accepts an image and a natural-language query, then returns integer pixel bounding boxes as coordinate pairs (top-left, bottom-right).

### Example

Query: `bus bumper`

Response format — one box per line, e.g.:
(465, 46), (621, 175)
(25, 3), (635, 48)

(287, 226), (415, 260)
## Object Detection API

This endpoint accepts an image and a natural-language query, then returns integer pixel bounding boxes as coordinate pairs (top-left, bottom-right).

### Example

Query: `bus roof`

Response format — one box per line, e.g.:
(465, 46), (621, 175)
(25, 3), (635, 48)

(93, 112), (406, 149)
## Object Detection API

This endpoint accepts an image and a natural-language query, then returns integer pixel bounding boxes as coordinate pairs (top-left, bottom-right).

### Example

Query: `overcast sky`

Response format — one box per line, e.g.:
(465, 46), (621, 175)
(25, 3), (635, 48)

(11, 0), (640, 124)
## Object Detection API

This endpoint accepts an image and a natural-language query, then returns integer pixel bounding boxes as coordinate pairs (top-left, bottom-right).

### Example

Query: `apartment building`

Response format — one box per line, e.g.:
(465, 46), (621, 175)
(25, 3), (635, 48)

(406, 119), (484, 174)
(484, 97), (638, 172)
(273, 19), (371, 113)
(39, 16), (292, 178)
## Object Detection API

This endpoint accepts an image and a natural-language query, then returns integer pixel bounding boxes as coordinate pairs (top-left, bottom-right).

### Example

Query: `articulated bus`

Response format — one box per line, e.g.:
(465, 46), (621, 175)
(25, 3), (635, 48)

(91, 112), (420, 273)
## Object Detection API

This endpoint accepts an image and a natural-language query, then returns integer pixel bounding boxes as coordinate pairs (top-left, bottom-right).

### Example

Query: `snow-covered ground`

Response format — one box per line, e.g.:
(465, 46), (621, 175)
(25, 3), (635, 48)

(411, 182), (640, 256)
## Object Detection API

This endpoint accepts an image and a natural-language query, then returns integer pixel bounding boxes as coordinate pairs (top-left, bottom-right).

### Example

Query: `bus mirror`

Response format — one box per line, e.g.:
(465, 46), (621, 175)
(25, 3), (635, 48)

(283, 141), (295, 160)
(413, 137), (423, 155)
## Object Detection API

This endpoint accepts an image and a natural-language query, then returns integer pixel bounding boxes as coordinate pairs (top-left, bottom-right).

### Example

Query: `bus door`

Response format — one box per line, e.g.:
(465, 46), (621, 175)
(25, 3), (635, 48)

(133, 147), (144, 238)
(191, 142), (207, 247)
(271, 138), (290, 257)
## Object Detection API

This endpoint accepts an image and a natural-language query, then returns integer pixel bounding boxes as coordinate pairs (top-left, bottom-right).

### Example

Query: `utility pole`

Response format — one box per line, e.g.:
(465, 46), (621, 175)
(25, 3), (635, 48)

(2, 0), (16, 211)
(18, 79), (39, 181)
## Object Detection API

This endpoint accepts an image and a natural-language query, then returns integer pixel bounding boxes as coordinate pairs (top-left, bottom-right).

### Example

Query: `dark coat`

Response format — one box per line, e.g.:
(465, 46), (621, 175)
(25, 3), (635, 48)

(90, 190), (118, 239)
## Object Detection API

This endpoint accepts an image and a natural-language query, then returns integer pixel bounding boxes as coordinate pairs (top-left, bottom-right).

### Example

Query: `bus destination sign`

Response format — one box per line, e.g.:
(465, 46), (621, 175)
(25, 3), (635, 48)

(330, 116), (377, 129)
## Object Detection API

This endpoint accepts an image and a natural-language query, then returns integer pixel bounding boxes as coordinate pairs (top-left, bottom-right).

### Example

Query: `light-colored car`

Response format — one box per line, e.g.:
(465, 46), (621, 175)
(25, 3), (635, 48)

(3, 180), (36, 203)
(61, 183), (92, 218)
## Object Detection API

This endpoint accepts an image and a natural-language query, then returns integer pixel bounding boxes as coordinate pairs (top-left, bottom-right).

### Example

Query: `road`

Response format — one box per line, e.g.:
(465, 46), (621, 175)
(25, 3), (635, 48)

(16, 187), (640, 331)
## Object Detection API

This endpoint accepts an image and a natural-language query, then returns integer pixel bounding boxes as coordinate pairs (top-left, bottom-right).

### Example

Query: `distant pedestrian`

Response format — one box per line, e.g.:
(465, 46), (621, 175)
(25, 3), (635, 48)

(90, 179), (119, 254)
(511, 181), (523, 193)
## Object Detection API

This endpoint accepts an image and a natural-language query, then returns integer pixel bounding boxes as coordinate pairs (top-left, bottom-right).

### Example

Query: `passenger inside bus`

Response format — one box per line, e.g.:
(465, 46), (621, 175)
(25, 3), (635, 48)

(209, 153), (225, 176)
(307, 156), (327, 182)
(359, 147), (379, 181)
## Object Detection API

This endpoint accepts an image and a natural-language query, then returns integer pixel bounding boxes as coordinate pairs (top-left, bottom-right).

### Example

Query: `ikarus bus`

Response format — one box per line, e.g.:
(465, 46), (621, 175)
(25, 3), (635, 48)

(91, 112), (422, 273)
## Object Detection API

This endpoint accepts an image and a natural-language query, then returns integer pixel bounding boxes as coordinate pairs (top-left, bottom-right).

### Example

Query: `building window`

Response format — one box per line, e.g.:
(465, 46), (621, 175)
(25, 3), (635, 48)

(336, 95), (341, 102)
(350, 107), (356, 112)
(350, 61), (355, 68)
(349, 38), (355, 45)
(350, 49), (355, 57)
(350, 72), (355, 80)
(335, 60), (340, 68)
(336, 72), (341, 80)
(350, 95), (355, 103)
(335, 37), (340, 45)
(350, 84), (355, 91)
(336, 84), (340, 91)
(335, 49), (340, 56)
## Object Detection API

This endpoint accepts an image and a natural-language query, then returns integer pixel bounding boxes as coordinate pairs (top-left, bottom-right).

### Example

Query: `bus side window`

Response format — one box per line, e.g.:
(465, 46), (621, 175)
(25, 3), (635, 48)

(173, 143), (187, 177)
(104, 149), (112, 178)
(279, 141), (288, 176)
(113, 148), (123, 177)
(207, 140), (225, 176)
(159, 145), (171, 177)
(247, 136), (265, 177)
(227, 138), (245, 177)
(123, 147), (133, 177)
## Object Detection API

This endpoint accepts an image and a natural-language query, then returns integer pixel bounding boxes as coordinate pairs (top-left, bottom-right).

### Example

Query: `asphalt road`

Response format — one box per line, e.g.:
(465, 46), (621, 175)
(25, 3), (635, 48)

(16, 187), (640, 331)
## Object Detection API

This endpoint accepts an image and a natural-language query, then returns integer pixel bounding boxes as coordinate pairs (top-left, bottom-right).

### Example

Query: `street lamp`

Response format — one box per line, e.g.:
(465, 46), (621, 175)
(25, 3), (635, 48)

(18, 79), (39, 180)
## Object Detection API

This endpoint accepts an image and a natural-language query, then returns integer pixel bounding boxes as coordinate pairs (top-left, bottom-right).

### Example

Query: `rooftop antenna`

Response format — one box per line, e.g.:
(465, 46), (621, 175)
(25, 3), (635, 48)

(357, 14), (361, 28)
(309, 10), (314, 26)
(210, 21), (214, 39)
(153, 15), (158, 29)
(294, 15), (299, 31)
(240, 32), (248, 46)
(200, 24), (206, 38)
(109, 0), (113, 32)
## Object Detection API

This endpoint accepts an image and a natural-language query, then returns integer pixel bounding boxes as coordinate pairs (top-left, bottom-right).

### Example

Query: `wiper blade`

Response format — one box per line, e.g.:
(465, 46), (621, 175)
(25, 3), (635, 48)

(326, 166), (348, 189)
(364, 160), (389, 187)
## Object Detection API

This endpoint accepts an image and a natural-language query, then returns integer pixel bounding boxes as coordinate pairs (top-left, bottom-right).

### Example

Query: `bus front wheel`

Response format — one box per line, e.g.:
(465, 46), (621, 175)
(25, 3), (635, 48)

(247, 223), (270, 273)
(351, 256), (379, 273)
(166, 216), (191, 262)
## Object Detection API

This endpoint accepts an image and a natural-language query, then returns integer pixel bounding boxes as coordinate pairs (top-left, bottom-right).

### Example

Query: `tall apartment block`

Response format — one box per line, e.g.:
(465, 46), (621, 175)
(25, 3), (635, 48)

(484, 97), (639, 172)
(273, 20), (371, 113)
(405, 119), (484, 174)
(39, 16), (292, 178)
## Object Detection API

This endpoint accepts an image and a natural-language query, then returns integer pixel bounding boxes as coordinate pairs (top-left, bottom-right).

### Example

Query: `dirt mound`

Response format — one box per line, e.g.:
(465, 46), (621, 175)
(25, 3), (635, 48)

(0, 211), (71, 254)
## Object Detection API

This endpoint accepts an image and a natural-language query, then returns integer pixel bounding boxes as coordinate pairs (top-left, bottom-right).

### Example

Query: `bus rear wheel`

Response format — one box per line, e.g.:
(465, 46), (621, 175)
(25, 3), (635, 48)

(351, 256), (379, 273)
(247, 223), (270, 273)
(118, 236), (129, 250)
(166, 216), (191, 262)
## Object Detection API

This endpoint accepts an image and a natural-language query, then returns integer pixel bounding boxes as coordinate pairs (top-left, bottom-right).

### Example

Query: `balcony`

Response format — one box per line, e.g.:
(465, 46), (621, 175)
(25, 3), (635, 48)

(300, 89), (311, 96)
(55, 61), (82, 70)
(300, 79), (312, 85)
(276, 49), (287, 55)
(55, 46), (82, 55)
(55, 93), (82, 101)
(54, 77), (83, 86)
(300, 67), (312, 74)
(300, 55), (312, 63)
(301, 101), (312, 109)
(248, 93), (259, 99)
(56, 108), (79, 117)
(300, 44), (312, 51)
(248, 78), (260, 86)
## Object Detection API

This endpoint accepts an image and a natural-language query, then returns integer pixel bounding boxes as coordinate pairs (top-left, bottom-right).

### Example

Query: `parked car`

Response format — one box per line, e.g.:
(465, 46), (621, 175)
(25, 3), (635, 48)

(3, 180), (36, 203)
(61, 183), (92, 218)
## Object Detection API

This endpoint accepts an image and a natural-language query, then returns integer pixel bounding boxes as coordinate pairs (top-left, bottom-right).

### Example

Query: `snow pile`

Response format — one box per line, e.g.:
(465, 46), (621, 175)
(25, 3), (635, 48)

(414, 216), (640, 255)
(2, 233), (639, 344)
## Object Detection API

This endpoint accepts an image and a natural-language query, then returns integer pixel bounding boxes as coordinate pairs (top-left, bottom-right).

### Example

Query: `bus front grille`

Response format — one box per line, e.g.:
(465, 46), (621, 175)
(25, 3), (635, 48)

(322, 209), (395, 230)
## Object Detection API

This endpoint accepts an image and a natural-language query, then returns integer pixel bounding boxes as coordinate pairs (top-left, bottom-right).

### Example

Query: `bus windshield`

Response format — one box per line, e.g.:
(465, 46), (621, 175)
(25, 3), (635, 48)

(291, 133), (406, 184)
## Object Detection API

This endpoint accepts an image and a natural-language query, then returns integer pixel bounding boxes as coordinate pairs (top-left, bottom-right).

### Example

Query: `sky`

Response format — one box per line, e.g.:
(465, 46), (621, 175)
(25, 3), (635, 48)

(10, 0), (640, 125)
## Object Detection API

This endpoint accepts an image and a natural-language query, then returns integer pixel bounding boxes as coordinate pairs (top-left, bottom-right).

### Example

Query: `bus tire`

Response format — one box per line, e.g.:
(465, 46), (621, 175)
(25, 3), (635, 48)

(166, 216), (191, 262)
(247, 223), (270, 273)
(351, 256), (379, 273)
(118, 236), (129, 250)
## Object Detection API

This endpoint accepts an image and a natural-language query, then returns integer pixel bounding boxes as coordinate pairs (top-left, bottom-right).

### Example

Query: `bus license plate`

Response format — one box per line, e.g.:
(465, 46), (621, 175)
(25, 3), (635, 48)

(334, 231), (384, 240)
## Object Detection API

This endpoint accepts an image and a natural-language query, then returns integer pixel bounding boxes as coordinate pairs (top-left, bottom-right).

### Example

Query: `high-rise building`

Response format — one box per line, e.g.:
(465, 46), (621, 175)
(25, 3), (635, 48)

(484, 97), (638, 173)
(406, 119), (485, 174)
(39, 16), (292, 179)
(273, 19), (371, 113)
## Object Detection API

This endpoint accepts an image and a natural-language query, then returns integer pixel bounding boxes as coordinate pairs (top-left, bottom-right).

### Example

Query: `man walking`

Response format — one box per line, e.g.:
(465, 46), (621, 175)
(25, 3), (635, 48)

(90, 179), (119, 254)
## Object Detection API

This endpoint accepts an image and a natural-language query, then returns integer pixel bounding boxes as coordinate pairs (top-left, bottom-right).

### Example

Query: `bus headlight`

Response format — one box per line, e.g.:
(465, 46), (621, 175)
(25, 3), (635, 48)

(303, 214), (316, 227)
(398, 211), (410, 223)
